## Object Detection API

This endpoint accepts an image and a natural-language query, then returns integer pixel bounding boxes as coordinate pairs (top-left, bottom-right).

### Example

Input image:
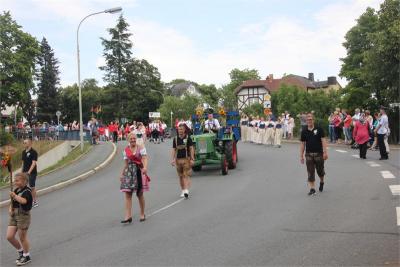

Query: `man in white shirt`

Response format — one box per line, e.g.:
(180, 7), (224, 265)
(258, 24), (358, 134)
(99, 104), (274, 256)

(375, 107), (389, 160)
(204, 114), (220, 132)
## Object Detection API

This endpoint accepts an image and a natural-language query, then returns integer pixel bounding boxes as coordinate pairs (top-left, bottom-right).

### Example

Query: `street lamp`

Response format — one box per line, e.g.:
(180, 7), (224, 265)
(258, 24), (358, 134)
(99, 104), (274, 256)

(76, 7), (122, 152)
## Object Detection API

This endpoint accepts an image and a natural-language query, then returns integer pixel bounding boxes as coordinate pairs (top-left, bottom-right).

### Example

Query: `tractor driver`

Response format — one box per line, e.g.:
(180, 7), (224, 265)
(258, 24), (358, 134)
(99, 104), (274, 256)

(204, 114), (221, 133)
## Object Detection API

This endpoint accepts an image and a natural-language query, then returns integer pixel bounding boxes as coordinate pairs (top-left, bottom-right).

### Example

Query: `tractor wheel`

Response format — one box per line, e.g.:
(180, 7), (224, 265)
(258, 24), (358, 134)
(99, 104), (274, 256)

(225, 141), (237, 169)
(221, 155), (228, 175)
(192, 165), (202, 172)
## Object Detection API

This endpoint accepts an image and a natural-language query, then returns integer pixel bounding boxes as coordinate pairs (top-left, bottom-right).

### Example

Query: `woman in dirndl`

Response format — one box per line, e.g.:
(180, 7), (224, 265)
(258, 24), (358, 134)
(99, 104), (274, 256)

(120, 133), (149, 223)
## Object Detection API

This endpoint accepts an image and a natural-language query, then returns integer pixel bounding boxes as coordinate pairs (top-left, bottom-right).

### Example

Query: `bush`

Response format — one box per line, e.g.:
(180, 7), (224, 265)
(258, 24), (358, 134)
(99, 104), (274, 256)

(0, 129), (14, 146)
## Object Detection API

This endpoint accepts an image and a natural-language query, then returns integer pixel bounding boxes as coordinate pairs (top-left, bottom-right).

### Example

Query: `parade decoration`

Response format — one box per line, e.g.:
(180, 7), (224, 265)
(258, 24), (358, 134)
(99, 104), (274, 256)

(0, 145), (17, 195)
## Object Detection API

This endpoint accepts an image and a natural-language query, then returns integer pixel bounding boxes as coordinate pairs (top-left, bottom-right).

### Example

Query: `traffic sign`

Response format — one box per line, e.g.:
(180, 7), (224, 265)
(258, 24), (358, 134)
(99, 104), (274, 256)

(263, 100), (271, 109)
(149, 112), (161, 118)
(264, 108), (271, 115)
(264, 94), (271, 101)
(56, 111), (62, 117)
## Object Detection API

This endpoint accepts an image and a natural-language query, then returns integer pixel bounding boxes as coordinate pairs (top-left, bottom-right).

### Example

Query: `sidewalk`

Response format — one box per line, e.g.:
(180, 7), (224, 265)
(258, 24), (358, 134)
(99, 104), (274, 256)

(0, 142), (115, 202)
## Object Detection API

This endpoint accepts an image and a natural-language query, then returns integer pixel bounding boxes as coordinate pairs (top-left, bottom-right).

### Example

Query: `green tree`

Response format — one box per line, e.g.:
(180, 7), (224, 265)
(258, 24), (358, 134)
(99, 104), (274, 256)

(197, 83), (221, 108)
(59, 79), (103, 123)
(99, 14), (132, 119)
(242, 103), (264, 118)
(36, 37), (60, 123)
(340, 0), (400, 142)
(221, 68), (260, 110)
(0, 11), (40, 122)
(158, 95), (201, 127)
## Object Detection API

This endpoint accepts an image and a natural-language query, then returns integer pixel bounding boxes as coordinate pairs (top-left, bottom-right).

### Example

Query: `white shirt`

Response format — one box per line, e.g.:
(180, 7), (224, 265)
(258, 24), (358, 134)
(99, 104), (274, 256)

(204, 118), (220, 130)
(185, 120), (192, 130)
(377, 114), (389, 135)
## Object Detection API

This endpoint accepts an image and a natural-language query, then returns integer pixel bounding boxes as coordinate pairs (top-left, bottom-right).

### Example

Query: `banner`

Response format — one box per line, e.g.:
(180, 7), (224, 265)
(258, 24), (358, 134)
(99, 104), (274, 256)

(149, 112), (161, 118)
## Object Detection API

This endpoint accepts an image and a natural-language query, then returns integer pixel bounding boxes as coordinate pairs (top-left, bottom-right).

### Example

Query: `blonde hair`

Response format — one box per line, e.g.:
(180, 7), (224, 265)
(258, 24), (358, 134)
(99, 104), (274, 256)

(127, 132), (137, 140)
(15, 172), (29, 184)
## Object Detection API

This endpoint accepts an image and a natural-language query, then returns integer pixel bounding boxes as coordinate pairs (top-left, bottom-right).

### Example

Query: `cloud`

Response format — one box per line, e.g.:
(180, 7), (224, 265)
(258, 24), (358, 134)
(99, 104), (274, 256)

(127, 0), (383, 86)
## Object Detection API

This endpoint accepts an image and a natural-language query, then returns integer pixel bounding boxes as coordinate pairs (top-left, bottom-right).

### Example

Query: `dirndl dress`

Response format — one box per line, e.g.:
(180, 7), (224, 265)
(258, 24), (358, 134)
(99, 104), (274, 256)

(120, 146), (150, 194)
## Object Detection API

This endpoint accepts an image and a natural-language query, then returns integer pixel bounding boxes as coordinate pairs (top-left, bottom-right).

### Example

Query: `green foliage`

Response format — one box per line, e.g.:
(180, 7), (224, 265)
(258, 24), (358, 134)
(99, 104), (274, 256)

(242, 103), (264, 118)
(36, 37), (60, 123)
(0, 11), (40, 121)
(221, 68), (261, 110)
(340, 0), (400, 142)
(158, 95), (201, 126)
(0, 128), (14, 146)
(197, 84), (221, 108)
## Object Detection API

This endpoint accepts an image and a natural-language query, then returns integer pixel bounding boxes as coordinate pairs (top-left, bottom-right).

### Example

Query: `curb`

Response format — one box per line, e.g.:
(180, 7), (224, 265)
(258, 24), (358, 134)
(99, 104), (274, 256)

(0, 143), (117, 208)
(0, 143), (93, 191)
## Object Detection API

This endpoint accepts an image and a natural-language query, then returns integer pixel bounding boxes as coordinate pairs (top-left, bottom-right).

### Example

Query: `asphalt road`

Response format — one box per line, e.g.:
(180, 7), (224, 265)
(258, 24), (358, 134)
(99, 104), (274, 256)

(1, 140), (399, 266)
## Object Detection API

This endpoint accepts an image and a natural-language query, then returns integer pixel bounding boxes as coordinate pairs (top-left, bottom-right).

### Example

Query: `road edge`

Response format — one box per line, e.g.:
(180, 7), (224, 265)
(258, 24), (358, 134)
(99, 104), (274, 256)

(0, 142), (117, 208)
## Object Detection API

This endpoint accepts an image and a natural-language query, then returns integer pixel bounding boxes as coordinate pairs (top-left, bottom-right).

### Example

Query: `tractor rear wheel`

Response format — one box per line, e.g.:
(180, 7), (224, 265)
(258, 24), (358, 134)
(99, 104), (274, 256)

(221, 155), (228, 175)
(225, 141), (237, 169)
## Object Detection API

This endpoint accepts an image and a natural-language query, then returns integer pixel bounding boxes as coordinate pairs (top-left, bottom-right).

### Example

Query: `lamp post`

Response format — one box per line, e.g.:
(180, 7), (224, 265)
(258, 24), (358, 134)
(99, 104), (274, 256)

(76, 7), (122, 152)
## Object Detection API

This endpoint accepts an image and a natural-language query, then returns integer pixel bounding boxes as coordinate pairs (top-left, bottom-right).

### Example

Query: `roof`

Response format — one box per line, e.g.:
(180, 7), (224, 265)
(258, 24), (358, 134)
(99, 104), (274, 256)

(234, 79), (281, 94)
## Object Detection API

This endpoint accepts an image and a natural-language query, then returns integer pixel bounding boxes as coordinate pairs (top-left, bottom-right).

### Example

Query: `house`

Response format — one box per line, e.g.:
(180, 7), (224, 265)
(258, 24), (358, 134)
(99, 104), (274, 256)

(235, 73), (342, 111)
(170, 82), (201, 99)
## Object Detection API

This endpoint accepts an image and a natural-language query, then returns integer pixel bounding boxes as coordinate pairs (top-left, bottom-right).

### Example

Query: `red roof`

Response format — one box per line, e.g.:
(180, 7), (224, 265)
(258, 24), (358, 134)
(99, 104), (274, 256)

(235, 75), (317, 95)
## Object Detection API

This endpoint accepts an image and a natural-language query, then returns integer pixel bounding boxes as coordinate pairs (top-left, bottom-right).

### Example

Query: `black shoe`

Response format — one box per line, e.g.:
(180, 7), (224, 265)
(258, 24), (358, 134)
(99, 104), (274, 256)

(17, 255), (31, 266)
(121, 218), (132, 224)
(319, 182), (324, 192)
(184, 192), (189, 199)
(140, 215), (146, 222)
(308, 188), (316, 196)
(16, 251), (23, 264)
(379, 157), (388, 160)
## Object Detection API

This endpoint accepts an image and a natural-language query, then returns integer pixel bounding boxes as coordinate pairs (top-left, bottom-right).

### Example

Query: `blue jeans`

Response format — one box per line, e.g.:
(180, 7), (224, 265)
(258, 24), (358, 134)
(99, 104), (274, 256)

(328, 125), (335, 142)
(343, 127), (352, 143)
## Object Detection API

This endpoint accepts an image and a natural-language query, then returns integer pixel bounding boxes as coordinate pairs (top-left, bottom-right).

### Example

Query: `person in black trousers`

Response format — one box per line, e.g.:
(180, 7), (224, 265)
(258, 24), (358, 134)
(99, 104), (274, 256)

(374, 107), (389, 160)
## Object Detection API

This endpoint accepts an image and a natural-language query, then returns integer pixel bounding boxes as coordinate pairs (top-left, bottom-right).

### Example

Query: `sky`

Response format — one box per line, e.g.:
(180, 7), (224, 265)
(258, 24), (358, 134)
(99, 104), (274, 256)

(1, 0), (383, 88)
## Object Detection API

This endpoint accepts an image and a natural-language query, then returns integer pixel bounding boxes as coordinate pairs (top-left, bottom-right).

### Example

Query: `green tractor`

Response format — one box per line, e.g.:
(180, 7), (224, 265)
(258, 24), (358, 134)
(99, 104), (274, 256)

(190, 111), (241, 175)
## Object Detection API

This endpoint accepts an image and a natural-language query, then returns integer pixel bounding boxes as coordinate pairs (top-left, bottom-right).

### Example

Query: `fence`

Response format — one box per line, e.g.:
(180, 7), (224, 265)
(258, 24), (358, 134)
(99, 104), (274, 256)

(10, 128), (91, 142)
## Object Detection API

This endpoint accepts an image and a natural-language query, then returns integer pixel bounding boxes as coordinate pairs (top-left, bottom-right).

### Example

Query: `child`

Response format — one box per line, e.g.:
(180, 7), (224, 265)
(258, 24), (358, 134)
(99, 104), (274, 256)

(6, 173), (33, 266)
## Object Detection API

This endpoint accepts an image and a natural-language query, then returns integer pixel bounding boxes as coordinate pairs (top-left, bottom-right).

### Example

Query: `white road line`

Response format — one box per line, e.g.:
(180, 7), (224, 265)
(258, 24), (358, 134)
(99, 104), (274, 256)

(381, 171), (396, 179)
(366, 161), (381, 167)
(352, 154), (359, 158)
(389, 185), (400, 196)
(397, 207), (400, 226)
(148, 198), (185, 218)
(335, 149), (347, 153)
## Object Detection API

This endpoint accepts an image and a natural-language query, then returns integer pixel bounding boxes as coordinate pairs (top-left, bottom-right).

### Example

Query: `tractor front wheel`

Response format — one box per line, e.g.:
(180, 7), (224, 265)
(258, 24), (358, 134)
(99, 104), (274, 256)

(221, 155), (228, 175)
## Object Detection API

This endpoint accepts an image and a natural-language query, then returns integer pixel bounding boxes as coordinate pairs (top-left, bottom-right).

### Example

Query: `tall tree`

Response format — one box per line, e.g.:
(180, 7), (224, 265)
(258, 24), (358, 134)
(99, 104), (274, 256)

(36, 37), (60, 123)
(99, 15), (132, 119)
(0, 11), (39, 122)
(221, 68), (261, 110)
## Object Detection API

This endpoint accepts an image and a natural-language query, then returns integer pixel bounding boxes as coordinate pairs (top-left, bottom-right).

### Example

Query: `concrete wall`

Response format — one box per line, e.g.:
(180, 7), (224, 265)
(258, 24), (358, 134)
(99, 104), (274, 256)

(14, 141), (80, 174)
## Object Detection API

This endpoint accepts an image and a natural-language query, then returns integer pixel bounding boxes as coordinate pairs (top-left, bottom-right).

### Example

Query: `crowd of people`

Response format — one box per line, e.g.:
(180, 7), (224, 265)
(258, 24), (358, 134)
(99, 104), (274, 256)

(327, 107), (390, 160)
(240, 111), (297, 147)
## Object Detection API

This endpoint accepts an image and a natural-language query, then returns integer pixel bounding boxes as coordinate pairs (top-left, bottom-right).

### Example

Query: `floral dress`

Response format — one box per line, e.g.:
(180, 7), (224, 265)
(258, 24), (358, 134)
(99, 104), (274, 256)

(120, 146), (149, 194)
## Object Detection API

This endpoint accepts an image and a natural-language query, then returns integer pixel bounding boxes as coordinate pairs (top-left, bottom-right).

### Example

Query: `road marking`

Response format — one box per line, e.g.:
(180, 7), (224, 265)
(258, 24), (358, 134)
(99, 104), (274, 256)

(366, 161), (381, 167)
(335, 149), (347, 153)
(389, 185), (400, 195)
(148, 198), (185, 218)
(352, 154), (359, 158)
(381, 171), (396, 179)
(397, 207), (400, 226)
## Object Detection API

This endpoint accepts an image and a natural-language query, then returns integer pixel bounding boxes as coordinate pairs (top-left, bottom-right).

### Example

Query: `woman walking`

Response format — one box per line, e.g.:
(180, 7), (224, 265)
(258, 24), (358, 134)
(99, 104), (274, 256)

(353, 114), (370, 159)
(120, 133), (149, 223)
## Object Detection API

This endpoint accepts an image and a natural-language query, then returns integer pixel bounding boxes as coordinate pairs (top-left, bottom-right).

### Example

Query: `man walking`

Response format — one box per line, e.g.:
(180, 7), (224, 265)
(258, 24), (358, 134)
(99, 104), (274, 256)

(300, 113), (328, 196)
(171, 124), (195, 198)
(22, 139), (39, 207)
(375, 107), (389, 160)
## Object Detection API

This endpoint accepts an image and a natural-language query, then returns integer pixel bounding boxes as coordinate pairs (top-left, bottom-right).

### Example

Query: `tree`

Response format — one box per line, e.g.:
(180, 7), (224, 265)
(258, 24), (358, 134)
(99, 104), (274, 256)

(0, 11), (40, 122)
(99, 14), (132, 118)
(59, 79), (103, 123)
(221, 68), (261, 110)
(340, 0), (400, 142)
(36, 37), (60, 123)
(158, 94), (201, 127)
(197, 83), (221, 108)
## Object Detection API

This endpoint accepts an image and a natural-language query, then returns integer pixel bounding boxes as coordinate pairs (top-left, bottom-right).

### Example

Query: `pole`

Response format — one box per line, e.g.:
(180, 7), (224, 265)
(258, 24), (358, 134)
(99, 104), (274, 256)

(76, 10), (111, 152)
